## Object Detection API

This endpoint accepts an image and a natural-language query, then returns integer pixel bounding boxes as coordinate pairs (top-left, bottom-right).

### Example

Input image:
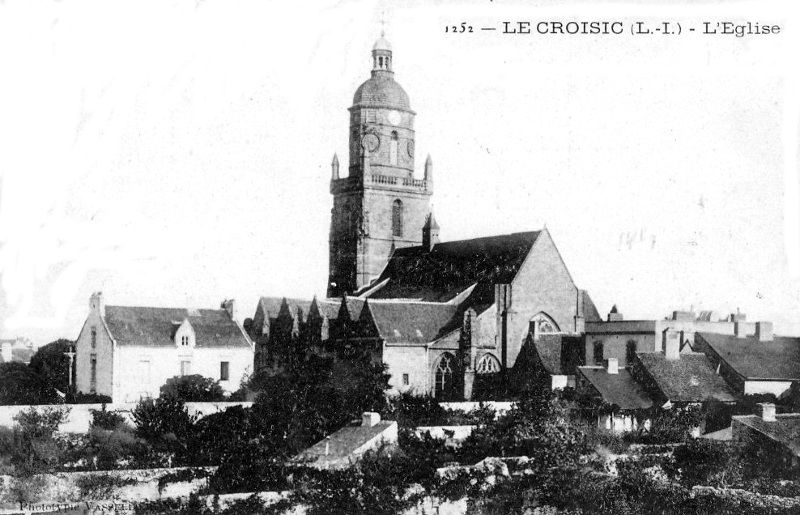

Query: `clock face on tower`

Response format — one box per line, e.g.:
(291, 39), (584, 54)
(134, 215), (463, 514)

(386, 110), (402, 126)
(361, 133), (380, 153)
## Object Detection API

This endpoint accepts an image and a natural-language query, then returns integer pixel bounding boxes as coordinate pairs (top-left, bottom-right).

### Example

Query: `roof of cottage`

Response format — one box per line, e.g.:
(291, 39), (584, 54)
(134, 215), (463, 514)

(733, 413), (800, 457)
(294, 420), (397, 468)
(104, 306), (251, 348)
(697, 332), (800, 381)
(636, 352), (736, 403)
(578, 367), (654, 410)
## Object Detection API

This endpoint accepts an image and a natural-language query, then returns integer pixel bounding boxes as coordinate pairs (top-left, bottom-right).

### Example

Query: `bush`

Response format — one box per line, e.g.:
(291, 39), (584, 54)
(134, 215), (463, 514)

(160, 375), (226, 402)
(10, 406), (70, 476)
(0, 362), (60, 405)
(90, 404), (127, 430)
(668, 439), (743, 487)
(131, 396), (196, 463)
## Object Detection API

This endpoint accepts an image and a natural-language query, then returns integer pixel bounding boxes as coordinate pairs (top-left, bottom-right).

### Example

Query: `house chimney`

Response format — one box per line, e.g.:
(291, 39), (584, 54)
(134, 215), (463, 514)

(734, 321), (747, 338)
(755, 322), (773, 342)
(324, 436), (331, 456)
(361, 412), (380, 427)
(222, 299), (237, 320)
(757, 403), (776, 422)
(664, 329), (680, 360)
(607, 304), (623, 322)
(606, 357), (619, 375)
(89, 292), (105, 317)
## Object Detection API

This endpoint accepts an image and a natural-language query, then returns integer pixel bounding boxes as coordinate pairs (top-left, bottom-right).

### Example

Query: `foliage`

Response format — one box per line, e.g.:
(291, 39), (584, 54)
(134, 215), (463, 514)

(75, 473), (137, 499)
(471, 369), (518, 401)
(9, 406), (70, 476)
(384, 392), (447, 427)
(160, 374), (226, 402)
(27, 339), (74, 394)
(131, 396), (197, 462)
(0, 362), (60, 405)
(667, 438), (743, 487)
(622, 405), (702, 444)
(81, 424), (150, 470)
(90, 404), (128, 430)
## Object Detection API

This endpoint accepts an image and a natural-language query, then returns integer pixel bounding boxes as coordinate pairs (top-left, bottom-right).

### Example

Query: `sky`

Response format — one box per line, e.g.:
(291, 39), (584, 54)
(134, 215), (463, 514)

(0, 0), (798, 346)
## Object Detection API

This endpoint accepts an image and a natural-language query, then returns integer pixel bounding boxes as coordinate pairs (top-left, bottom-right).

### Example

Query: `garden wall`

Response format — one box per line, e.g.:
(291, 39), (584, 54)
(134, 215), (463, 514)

(0, 402), (253, 433)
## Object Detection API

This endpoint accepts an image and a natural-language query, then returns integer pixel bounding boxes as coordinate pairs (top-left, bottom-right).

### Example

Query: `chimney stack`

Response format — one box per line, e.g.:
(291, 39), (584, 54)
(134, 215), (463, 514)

(222, 299), (237, 320)
(607, 304), (623, 322)
(606, 357), (619, 375)
(664, 329), (680, 360)
(89, 292), (105, 317)
(755, 322), (773, 342)
(361, 412), (381, 427)
(757, 403), (776, 422)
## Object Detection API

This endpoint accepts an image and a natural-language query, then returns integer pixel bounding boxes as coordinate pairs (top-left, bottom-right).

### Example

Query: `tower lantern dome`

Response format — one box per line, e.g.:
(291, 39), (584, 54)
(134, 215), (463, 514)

(372, 32), (393, 71)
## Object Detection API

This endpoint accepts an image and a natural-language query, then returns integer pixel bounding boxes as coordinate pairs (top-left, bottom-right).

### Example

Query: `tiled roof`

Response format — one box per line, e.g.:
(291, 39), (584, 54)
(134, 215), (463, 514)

(697, 332), (800, 381)
(295, 421), (397, 466)
(352, 73), (411, 110)
(369, 231), (541, 302)
(104, 306), (251, 348)
(367, 300), (458, 345)
(578, 367), (654, 410)
(533, 334), (567, 375)
(734, 414), (800, 457)
(585, 320), (658, 334)
(636, 352), (736, 403)
(582, 291), (602, 323)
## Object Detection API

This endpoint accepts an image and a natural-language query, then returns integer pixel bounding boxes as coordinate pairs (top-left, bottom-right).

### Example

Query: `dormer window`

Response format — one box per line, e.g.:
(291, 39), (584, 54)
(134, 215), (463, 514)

(174, 318), (196, 348)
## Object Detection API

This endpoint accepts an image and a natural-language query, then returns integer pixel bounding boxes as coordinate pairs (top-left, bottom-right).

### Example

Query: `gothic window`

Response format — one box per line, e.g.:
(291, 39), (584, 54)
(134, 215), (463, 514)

(476, 354), (501, 374)
(392, 199), (403, 237)
(528, 312), (560, 340)
(390, 131), (399, 165)
(593, 340), (604, 366)
(434, 353), (456, 398)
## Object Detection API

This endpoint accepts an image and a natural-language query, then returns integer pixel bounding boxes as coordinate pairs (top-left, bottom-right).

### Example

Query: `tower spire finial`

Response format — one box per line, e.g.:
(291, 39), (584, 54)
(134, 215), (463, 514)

(381, 10), (386, 37)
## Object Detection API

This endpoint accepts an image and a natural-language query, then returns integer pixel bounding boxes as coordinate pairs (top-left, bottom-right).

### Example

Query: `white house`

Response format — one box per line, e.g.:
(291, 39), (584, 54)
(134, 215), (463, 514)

(75, 292), (254, 403)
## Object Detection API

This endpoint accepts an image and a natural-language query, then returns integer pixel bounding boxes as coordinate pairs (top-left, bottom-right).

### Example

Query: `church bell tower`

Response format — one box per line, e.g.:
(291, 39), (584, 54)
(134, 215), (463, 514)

(328, 34), (434, 298)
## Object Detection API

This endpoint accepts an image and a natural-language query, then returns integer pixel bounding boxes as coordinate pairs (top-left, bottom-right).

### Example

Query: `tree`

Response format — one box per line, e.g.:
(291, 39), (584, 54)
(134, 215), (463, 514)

(9, 407), (70, 476)
(0, 362), (60, 405)
(28, 339), (74, 393)
(131, 396), (197, 463)
(159, 374), (226, 402)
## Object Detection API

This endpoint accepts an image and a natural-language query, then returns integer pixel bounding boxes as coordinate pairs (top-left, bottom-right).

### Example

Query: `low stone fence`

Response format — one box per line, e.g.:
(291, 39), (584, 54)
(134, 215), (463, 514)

(692, 485), (800, 510)
(0, 402), (253, 433)
(439, 401), (513, 417)
(0, 467), (215, 509)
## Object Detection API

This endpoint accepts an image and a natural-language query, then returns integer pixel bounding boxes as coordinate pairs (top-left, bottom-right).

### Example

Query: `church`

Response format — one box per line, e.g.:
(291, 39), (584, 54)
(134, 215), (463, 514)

(249, 34), (602, 399)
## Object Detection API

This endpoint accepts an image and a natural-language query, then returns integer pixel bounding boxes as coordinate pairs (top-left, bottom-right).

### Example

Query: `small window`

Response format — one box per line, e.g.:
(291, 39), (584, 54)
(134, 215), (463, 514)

(91, 327), (97, 349)
(90, 354), (97, 393)
(390, 131), (399, 165)
(593, 341), (604, 366)
(220, 361), (230, 381)
(402, 373), (409, 386)
(180, 361), (191, 376)
(391, 199), (403, 237)
(626, 340), (637, 365)
(181, 335), (190, 346)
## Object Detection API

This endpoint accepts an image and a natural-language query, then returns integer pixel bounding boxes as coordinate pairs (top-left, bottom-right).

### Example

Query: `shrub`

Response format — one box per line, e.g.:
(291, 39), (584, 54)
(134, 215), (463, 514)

(90, 404), (128, 430)
(160, 375), (226, 402)
(10, 406), (70, 476)
(131, 396), (196, 463)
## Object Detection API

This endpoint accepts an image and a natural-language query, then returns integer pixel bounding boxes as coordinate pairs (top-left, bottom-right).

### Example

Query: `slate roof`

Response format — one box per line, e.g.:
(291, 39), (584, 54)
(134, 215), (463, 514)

(582, 291), (602, 323)
(367, 301), (458, 345)
(636, 352), (736, 403)
(368, 231), (541, 302)
(697, 332), (800, 381)
(294, 421), (397, 467)
(352, 73), (411, 111)
(104, 306), (251, 348)
(533, 334), (567, 375)
(734, 414), (800, 457)
(578, 367), (654, 410)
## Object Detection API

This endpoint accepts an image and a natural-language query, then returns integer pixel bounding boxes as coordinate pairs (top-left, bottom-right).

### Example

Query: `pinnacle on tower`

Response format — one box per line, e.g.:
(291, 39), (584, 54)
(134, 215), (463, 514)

(331, 153), (340, 180)
(424, 154), (433, 181)
(422, 210), (440, 251)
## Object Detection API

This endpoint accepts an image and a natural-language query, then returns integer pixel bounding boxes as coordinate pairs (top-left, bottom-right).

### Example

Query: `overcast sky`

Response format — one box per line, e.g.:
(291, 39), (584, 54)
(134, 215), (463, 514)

(1, 0), (798, 346)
